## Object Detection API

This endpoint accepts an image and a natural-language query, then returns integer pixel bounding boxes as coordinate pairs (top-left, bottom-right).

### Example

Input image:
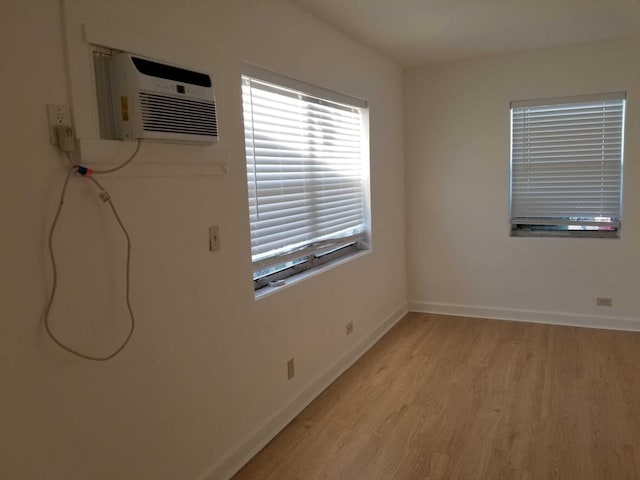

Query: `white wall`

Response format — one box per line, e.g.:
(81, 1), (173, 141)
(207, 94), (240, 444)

(0, 1), (406, 479)
(405, 37), (640, 328)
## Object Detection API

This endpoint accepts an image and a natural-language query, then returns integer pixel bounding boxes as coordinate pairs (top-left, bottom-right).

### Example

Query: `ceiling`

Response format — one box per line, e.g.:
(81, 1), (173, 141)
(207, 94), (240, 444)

(291, 0), (640, 66)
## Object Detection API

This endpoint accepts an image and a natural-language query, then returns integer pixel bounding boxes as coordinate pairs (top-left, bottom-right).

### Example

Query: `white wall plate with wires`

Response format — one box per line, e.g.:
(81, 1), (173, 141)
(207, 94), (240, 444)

(46, 104), (71, 145)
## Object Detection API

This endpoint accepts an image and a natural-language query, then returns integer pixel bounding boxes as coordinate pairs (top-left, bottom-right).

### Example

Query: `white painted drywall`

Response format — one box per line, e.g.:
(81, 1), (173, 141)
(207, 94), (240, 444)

(405, 37), (640, 327)
(0, 1), (406, 479)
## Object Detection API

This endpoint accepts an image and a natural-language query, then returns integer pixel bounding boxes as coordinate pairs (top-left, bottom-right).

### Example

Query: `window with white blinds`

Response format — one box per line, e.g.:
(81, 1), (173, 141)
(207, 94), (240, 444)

(242, 68), (369, 286)
(510, 92), (626, 237)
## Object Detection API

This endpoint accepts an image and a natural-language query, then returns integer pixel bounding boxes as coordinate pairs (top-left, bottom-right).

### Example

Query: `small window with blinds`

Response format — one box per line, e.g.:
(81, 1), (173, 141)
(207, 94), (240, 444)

(241, 67), (370, 290)
(510, 92), (626, 237)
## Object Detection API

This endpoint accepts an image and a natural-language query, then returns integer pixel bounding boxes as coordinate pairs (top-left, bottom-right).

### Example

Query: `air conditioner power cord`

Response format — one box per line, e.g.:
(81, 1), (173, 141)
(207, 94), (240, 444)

(44, 140), (141, 361)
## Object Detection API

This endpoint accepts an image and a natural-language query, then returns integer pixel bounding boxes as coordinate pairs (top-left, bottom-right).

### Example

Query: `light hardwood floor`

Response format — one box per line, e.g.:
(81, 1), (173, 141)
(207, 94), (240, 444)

(232, 313), (640, 480)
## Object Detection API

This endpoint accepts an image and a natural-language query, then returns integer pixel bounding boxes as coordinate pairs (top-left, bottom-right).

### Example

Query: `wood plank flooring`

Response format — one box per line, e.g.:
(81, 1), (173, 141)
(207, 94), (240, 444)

(232, 313), (640, 480)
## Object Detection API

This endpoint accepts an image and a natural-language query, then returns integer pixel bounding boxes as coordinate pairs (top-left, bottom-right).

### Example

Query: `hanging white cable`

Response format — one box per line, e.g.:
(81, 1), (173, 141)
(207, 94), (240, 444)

(45, 140), (141, 361)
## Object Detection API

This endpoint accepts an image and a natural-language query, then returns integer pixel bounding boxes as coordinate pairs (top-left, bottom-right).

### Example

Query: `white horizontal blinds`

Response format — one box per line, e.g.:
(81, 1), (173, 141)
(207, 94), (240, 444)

(511, 93), (625, 226)
(242, 75), (365, 268)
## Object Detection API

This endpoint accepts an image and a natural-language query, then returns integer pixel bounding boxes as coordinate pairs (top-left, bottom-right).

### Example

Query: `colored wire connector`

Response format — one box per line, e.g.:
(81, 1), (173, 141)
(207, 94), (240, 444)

(74, 165), (93, 177)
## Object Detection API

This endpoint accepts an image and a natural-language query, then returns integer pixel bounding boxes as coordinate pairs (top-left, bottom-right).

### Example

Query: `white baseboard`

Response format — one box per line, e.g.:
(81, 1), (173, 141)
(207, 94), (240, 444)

(199, 303), (409, 480)
(409, 301), (640, 332)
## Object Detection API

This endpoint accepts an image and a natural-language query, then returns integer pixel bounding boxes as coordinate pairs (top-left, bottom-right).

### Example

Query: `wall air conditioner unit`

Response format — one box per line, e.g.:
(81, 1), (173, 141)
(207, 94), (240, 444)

(107, 53), (218, 144)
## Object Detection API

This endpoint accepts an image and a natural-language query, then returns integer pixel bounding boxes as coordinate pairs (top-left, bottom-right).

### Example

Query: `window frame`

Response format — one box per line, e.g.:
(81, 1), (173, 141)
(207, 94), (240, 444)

(241, 65), (371, 291)
(509, 92), (626, 238)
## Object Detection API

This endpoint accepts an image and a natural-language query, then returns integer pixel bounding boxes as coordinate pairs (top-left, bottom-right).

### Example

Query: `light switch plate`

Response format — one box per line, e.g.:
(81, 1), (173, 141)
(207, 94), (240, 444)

(209, 226), (220, 252)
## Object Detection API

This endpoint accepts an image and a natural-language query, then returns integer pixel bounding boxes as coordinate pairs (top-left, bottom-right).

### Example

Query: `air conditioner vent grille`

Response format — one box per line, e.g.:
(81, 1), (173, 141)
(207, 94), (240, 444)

(139, 92), (218, 137)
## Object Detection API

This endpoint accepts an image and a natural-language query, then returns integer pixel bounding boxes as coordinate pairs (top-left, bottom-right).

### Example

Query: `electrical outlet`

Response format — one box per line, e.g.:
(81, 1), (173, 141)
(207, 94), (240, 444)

(46, 104), (71, 145)
(55, 125), (75, 152)
(209, 226), (220, 252)
(287, 358), (295, 380)
(346, 321), (354, 335)
(597, 297), (613, 307)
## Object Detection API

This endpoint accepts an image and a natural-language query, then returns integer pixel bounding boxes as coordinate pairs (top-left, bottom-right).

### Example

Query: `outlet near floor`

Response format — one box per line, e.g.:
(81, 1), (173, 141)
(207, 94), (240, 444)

(346, 321), (354, 335)
(287, 358), (295, 380)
